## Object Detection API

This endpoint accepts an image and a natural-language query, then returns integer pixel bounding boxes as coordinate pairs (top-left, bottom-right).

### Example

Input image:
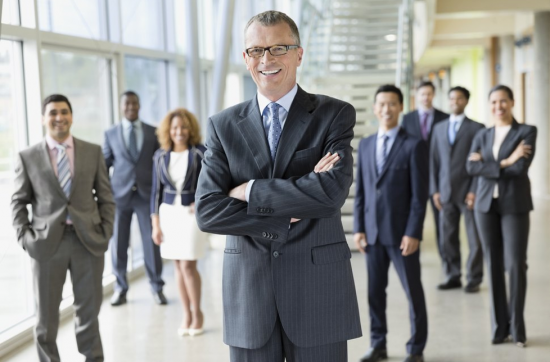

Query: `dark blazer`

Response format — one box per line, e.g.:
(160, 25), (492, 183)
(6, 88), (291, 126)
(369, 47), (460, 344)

(11, 138), (115, 261)
(402, 108), (449, 146)
(150, 145), (206, 214)
(195, 86), (362, 349)
(103, 122), (159, 205)
(353, 128), (429, 246)
(466, 120), (537, 214)
(430, 117), (485, 204)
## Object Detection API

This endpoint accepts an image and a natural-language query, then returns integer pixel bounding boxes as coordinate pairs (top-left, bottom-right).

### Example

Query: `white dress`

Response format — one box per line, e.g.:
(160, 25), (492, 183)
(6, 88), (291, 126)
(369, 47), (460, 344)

(158, 150), (207, 260)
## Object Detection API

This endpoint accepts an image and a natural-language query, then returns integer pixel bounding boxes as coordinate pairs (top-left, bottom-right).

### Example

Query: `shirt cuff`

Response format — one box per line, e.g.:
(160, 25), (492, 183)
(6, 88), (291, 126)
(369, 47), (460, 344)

(245, 180), (255, 202)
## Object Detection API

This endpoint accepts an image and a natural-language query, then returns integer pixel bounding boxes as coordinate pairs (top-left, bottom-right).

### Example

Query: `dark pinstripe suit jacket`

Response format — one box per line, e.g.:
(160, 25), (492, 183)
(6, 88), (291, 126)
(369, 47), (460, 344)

(196, 86), (362, 349)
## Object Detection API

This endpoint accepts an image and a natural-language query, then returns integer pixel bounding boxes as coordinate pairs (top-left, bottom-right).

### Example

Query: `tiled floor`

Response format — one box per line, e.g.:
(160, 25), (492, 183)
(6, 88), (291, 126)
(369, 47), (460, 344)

(4, 202), (550, 362)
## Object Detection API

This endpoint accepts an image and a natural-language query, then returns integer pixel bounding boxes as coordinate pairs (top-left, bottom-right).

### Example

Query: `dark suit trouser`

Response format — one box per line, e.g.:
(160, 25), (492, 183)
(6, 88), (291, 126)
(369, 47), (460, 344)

(429, 198), (441, 254)
(475, 200), (529, 343)
(111, 192), (164, 293)
(439, 201), (483, 284)
(229, 315), (347, 362)
(31, 227), (104, 362)
(366, 244), (427, 355)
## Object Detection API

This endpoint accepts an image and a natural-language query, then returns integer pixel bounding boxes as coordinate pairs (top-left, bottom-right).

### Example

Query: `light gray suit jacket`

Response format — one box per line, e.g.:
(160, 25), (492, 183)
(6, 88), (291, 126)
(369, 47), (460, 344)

(11, 138), (115, 261)
(430, 117), (485, 204)
(103, 122), (159, 206)
(196, 86), (362, 349)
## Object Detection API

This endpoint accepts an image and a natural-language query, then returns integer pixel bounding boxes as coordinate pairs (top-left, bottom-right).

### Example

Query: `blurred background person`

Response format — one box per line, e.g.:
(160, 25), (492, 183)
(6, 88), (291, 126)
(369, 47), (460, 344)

(151, 108), (208, 337)
(103, 91), (165, 306)
(430, 86), (484, 293)
(467, 85), (536, 348)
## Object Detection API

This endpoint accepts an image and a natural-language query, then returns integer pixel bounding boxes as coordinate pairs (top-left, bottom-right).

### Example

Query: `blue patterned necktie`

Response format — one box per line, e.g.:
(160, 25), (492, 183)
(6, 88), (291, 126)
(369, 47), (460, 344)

(449, 120), (459, 145)
(56, 144), (71, 197)
(128, 123), (139, 161)
(377, 135), (389, 174)
(267, 102), (282, 161)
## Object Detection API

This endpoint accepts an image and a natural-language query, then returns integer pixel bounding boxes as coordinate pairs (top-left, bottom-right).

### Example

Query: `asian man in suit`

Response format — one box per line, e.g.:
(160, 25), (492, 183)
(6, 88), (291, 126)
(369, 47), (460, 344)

(354, 85), (429, 362)
(103, 91), (165, 306)
(402, 81), (449, 266)
(430, 86), (484, 292)
(195, 10), (361, 362)
(11, 94), (115, 362)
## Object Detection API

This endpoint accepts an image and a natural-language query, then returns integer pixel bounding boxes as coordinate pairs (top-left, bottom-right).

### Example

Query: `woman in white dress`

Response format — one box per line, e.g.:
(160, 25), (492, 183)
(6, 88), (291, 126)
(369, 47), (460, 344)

(150, 108), (207, 336)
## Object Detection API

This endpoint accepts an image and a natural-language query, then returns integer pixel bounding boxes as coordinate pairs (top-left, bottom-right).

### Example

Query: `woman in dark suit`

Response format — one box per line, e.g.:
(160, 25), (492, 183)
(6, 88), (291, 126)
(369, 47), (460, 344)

(467, 85), (536, 348)
(150, 108), (208, 337)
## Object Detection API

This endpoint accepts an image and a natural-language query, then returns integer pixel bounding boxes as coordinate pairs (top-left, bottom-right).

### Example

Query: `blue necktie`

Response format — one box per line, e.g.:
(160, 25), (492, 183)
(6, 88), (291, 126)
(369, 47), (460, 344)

(267, 103), (282, 161)
(449, 121), (459, 145)
(377, 135), (389, 174)
(56, 144), (71, 197)
(128, 123), (139, 161)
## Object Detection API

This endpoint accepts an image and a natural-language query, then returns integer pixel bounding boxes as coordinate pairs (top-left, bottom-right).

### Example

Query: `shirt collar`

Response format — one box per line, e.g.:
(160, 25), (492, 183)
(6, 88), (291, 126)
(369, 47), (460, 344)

(257, 84), (299, 116)
(450, 113), (465, 123)
(46, 134), (74, 150)
(418, 107), (434, 116)
(122, 118), (142, 129)
(377, 125), (400, 140)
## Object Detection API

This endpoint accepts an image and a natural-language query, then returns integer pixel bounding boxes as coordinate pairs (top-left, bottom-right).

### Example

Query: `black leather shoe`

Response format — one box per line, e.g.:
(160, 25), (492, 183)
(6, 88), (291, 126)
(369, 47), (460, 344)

(492, 335), (511, 344)
(359, 347), (387, 362)
(153, 291), (168, 305)
(110, 292), (127, 306)
(403, 355), (424, 362)
(464, 282), (481, 293)
(437, 279), (462, 290)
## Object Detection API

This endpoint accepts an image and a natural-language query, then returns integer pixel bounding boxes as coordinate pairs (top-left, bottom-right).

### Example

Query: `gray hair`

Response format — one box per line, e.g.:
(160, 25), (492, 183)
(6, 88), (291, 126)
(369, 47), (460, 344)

(244, 11), (301, 47)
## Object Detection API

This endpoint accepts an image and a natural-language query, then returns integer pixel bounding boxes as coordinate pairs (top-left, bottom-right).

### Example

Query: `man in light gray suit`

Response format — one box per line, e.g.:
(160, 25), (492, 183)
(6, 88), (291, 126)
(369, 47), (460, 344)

(103, 91), (165, 306)
(430, 86), (484, 292)
(11, 94), (115, 362)
(196, 11), (361, 362)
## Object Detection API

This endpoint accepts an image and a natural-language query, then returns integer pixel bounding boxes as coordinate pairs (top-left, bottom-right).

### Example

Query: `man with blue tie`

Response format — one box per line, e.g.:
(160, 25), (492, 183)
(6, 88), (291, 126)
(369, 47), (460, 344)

(103, 91), (165, 306)
(355, 85), (429, 362)
(430, 86), (484, 292)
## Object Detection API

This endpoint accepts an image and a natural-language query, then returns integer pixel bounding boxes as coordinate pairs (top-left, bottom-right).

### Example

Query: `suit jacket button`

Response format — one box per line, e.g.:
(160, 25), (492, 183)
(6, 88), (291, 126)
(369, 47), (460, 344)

(376, 189), (381, 196)
(60, 221), (65, 226)
(262, 232), (267, 237)
(256, 207), (261, 212)
(132, 186), (137, 192)
(273, 234), (278, 239)
(272, 251), (279, 258)
(269, 209), (274, 213)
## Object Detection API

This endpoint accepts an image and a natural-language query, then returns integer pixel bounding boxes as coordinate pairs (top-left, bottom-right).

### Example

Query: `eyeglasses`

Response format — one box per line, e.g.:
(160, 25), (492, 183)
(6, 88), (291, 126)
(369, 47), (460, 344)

(245, 45), (300, 58)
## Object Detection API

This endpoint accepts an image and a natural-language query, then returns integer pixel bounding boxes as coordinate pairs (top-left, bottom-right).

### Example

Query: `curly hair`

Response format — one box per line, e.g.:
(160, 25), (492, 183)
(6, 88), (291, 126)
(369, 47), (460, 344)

(157, 108), (202, 150)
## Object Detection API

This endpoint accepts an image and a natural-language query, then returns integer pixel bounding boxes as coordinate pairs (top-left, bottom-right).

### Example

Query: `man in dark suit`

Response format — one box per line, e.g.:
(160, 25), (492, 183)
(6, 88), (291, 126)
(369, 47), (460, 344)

(11, 94), (115, 361)
(430, 86), (484, 292)
(402, 81), (449, 262)
(195, 11), (361, 362)
(354, 85), (429, 362)
(103, 91), (165, 306)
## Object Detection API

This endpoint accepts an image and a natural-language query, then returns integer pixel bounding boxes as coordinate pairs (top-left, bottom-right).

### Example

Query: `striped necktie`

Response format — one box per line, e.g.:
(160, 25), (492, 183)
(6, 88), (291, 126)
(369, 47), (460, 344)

(377, 135), (389, 174)
(56, 144), (71, 197)
(267, 102), (282, 161)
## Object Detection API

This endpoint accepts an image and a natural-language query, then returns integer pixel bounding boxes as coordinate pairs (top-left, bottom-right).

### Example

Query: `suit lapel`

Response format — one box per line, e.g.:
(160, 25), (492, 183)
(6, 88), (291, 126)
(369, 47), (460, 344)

(40, 140), (67, 199)
(69, 138), (83, 199)
(412, 111), (422, 138)
(140, 124), (153, 161)
(368, 136), (377, 180)
(117, 123), (134, 163)
(497, 120), (519, 160)
(272, 87), (314, 178)
(377, 129), (405, 183)
(236, 98), (272, 179)
(160, 150), (177, 189)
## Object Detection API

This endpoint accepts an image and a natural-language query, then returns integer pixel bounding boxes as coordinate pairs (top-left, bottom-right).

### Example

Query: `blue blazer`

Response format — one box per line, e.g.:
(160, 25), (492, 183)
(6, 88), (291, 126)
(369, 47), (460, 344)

(354, 128), (429, 245)
(103, 122), (159, 206)
(150, 145), (206, 215)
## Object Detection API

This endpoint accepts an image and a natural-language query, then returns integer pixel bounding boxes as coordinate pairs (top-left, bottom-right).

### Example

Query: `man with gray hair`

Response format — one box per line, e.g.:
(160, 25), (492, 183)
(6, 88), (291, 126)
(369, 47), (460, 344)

(196, 10), (361, 362)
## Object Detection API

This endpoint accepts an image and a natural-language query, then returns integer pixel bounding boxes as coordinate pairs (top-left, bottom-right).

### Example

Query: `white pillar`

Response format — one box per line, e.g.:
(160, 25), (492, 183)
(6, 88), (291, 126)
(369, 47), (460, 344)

(209, 0), (236, 117)
(183, 0), (202, 122)
(498, 35), (515, 88)
(532, 12), (550, 196)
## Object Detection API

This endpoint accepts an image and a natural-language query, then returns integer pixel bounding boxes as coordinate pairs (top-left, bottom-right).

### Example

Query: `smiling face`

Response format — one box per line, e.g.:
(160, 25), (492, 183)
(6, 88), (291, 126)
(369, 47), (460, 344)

(169, 115), (190, 149)
(490, 90), (514, 122)
(374, 92), (403, 131)
(243, 21), (303, 101)
(121, 94), (140, 122)
(43, 101), (73, 142)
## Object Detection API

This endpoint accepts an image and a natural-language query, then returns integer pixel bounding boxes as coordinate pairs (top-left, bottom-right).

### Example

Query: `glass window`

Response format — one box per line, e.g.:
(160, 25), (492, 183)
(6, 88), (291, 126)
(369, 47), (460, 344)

(41, 49), (113, 145)
(120, 0), (164, 50)
(124, 56), (169, 125)
(0, 40), (34, 334)
(1, 0), (20, 25)
(174, 0), (187, 54)
(37, 0), (106, 40)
